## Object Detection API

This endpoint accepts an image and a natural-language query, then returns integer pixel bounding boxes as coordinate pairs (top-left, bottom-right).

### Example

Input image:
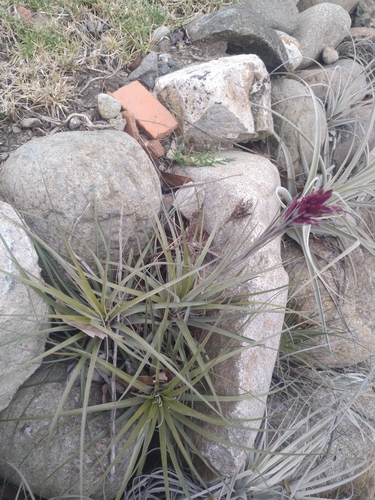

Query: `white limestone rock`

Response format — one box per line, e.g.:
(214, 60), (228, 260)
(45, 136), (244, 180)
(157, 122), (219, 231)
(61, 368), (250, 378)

(97, 93), (122, 119)
(154, 54), (273, 150)
(173, 150), (289, 480)
(275, 30), (303, 71)
(0, 202), (49, 412)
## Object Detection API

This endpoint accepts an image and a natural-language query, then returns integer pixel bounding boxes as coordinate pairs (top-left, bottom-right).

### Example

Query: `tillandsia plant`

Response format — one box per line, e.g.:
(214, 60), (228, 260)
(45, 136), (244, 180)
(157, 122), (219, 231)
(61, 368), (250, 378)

(126, 399), (375, 500)
(263, 52), (375, 340)
(0, 202), (301, 500)
(0, 186), (348, 500)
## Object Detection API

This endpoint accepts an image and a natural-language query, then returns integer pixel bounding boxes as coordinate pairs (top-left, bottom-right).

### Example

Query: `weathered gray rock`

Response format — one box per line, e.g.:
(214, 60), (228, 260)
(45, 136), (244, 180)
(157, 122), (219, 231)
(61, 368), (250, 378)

(154, 54), (273, 150)
(108, 115), (127, 131)
(20, 117), (42, 129)
(173, 150), (289, 480)
(97, 93), (121, 119)
(331, 104), (375, 168)
(297, 0), (359, 12)
(357, 0), (375, 20)
(128, 51), (159, 89)
(282, 238), (375, 367)
(184, 5), (289, 71)
(172, 182), (205, 220)
(238, 0), (300, 33)
(0, 202), (49, 412)
(294, 58), (366, 103)
(266, 77), (327, 176)
(0, 131), (162, 263)
(322, 46), (339, 64)
(275, 30), (303, 71)
(292, 4), (352, 69)
(0, 362), (135, 500)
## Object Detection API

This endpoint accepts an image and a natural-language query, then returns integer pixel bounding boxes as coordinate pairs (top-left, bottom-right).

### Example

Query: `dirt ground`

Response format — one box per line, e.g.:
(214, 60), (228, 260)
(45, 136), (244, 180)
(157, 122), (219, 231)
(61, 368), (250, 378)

(0, 37), (228, 169)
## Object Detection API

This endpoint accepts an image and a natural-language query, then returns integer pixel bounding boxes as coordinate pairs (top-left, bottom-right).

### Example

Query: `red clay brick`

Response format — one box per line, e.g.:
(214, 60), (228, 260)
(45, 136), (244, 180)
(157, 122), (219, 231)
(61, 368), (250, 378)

(17, 6), (33, 22)
(140, 139), (165, 160)
(109, 81), (178, 140)
(121, 110), (140, 141)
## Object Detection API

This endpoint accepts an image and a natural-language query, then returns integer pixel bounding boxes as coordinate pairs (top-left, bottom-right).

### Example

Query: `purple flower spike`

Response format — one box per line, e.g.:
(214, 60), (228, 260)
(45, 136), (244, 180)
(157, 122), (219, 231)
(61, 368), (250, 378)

(284, 189), (341, 228)
(237, 189), (342, 262)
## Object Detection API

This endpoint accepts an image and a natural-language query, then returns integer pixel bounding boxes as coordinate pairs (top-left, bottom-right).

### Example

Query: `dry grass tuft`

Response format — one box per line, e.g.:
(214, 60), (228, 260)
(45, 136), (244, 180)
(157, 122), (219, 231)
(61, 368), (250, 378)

(0, 0), (234, 118)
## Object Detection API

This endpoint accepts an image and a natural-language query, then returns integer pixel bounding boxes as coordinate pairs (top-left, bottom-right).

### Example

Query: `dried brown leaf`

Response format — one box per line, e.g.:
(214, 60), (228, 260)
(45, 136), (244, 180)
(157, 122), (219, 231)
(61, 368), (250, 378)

(127, 52), (144, 72)
(160, 170), (194, 188)
(154, 367), (173, 383)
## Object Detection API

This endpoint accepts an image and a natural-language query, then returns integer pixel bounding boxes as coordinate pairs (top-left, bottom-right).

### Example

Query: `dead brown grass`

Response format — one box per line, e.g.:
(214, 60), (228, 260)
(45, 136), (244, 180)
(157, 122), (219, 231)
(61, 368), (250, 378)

(0, 0), (234, 118)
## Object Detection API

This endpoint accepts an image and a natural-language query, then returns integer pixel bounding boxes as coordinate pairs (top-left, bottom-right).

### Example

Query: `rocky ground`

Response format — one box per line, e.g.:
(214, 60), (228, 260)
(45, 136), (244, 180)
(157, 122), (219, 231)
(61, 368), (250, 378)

(0, 42), (229, 172)
(2, 0), (375, 499)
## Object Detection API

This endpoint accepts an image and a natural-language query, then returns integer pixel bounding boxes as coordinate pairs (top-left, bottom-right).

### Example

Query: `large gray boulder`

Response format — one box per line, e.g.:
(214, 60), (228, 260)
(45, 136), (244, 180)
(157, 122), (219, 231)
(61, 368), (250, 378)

(266, 77), (327, 176)
(294, 58), (366, 103)
(0, 202), (49, 412)
(154, 54), (273, 150)
(283, 238), (375, 367)
(173, 150), (289, 480)
(0, 362), (135, 500)
(184, 4), (288, 71)
(0, 131), (162, 263)
(297, 0), (359, 12)
(237, 0), (300, 33)
(292, 4), (352, 69)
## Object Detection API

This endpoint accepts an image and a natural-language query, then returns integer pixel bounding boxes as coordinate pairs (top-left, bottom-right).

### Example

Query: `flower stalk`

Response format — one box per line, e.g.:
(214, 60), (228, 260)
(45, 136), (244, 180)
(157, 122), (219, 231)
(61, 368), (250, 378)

(233, 189), (341, 266)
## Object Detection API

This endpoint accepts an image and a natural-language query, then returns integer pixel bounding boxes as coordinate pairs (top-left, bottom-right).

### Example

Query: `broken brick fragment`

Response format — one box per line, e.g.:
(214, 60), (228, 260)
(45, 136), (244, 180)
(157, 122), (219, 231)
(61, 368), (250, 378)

(121, 110), (164, 160)
(17, 6), (33, 22)
(121, 109), (140, 141)
(109, 81), (178, 140)
(140, 139), (165, 160)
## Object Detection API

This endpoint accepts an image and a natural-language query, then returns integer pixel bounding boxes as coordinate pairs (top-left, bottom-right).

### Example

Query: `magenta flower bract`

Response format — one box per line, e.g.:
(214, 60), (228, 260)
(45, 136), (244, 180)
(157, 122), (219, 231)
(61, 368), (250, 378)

(231, 189), (342, 265)
(283, 189), (341, 228)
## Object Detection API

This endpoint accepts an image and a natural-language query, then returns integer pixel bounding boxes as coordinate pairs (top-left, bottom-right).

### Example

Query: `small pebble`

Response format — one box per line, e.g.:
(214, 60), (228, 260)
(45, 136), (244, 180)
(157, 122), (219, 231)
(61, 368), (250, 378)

(108, 116), (127, 131)
(12, 125), (22, 133)
(158, 64), (170, 75)
(128, 52), (158, 86)
(85, 21), (109, 36)
(151, 26), (170, 45)
(20, 117), (42, 129)
(32, 12), (48, 27)
(1, 153), (9, 161)
(158, 53), (170, 64)
(322, 46), (339, 65)
(68, 117), (82, 130)
(142, 74), (155, 89)
(158, 39), (172, 53)
(97, 93), (122, 120)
